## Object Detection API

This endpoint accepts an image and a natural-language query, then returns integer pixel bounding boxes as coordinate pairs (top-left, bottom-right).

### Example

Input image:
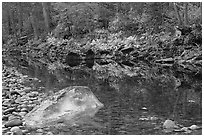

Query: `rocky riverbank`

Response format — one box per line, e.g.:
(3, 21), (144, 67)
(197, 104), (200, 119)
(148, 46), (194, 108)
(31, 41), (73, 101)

(2, 65), (55, 135)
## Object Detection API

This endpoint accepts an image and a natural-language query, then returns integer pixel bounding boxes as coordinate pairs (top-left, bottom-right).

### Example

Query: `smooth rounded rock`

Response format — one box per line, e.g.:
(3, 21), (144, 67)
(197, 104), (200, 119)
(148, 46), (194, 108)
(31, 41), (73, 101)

(163, 119), (177, 129)
(4, 119), (23, 127)
(8, 115), (20, 121)
(189, 125), (200, 130)
(10, 126), (21, 132)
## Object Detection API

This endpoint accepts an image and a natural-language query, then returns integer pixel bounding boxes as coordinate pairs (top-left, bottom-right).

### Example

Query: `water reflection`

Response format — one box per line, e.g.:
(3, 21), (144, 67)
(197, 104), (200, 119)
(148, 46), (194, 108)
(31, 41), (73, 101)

(13, 57), (201, 134)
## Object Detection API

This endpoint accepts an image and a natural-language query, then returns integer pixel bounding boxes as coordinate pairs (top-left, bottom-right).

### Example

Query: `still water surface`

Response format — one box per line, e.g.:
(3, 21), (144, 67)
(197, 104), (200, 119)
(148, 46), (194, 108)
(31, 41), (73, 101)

(15, 59), (201, 135)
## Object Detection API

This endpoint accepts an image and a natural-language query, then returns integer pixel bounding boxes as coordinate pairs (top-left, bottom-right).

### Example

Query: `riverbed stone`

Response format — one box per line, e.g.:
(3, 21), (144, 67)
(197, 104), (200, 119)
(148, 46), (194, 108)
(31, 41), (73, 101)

(10, 126), (21, 132)
(19, 112), (27, 117)
(35, 132), (44, 135)
(36, 128), (44, 132)
(2, 115), (9, 121)
(22, 129), (29, 134)
(21, 108), (28, 112)
(20, 104), (28, 108)
(3, 107), (16, 114)
(8, 115), (21, 121)
(12, 111), (20, 116)
(46, 131), (54, 135)
(4, 119), (23, 127)
(24, 86), (104, 128)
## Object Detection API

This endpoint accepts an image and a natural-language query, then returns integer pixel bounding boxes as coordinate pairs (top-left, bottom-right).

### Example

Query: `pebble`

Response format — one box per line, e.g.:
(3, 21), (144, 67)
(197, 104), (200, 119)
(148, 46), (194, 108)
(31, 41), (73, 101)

(29, 92), (38, 97)
(4, 132), (12, 135)
(189, 125), (200, 130)
(2, 127), (9, 132)
(19, 112), (27, 117)
(46, 132), (54, 135)
(27, 104), (36, 109)
(10, 126), (21, 132)
(22, 129), (29, 134)
(3, 107), (16, 114)
(30, 97), (38, 100)
(28, 100), (33, 104)
(163, 119), (177, 129)
(22, 87), (32, 93)
(8, 115), (20, 121)
(2, 106), (8, 110)
(21, 108), (28, 112)
(36, 128), (44, 133)
(32, 100), (40, 105)
(3, 101), (11, 106)
(2, 115), (9, 121)
(20, 92), (26, 95)
(15, 98), (23, 103)
(12, 111), (20, 116)
(35, 133), (44, 135)
(20, 104), (28, 108)
(4, 119), (23, 127)
(3, 99), (12, 102)
(11, 104), (18, 107)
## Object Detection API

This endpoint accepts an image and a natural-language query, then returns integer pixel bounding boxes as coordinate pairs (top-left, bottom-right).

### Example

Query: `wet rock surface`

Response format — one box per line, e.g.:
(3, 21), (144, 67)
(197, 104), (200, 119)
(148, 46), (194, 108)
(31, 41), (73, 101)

(24, 86), (104, 128)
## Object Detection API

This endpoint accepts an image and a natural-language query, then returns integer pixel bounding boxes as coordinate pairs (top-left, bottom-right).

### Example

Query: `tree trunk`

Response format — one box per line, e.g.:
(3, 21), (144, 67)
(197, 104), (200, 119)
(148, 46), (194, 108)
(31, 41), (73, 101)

(18, 2), (23, 36)
(173, 3), (182, 26)
(7, 9), (12, 35)
(30, 7), (39, 40)
(42, 2), (51, 33)
(184, 3), (188, 26)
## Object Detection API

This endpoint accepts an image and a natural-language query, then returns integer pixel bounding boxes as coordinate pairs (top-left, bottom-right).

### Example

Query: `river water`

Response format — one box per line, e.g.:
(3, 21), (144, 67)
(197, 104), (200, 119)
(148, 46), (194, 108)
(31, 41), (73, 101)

(8, 57), (202, 135)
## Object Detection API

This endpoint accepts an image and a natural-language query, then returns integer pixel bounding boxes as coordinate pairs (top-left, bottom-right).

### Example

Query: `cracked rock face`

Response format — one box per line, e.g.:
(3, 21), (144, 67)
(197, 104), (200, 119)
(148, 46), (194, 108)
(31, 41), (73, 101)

(24, 86), (104, 128)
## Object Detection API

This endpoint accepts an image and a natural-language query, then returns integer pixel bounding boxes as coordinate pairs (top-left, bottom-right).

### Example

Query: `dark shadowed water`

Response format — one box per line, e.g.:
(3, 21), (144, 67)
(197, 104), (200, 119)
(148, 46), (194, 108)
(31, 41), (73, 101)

(12, 59), (201, 135)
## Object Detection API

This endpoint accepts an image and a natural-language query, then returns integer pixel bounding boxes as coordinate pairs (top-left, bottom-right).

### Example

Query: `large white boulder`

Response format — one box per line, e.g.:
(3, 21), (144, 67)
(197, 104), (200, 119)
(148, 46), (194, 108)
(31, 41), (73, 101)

(24, 86), (104, 128)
